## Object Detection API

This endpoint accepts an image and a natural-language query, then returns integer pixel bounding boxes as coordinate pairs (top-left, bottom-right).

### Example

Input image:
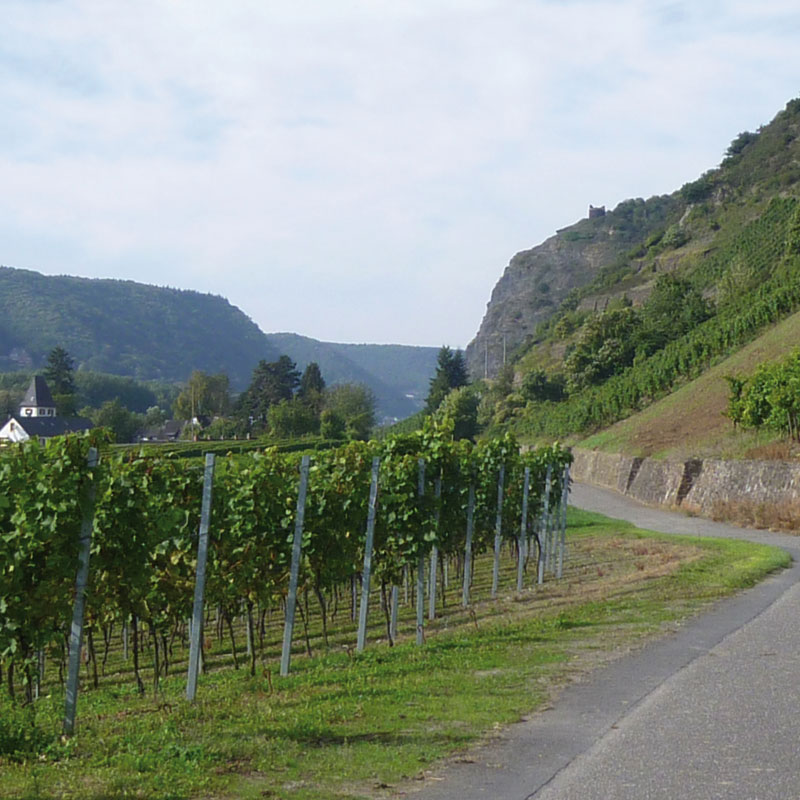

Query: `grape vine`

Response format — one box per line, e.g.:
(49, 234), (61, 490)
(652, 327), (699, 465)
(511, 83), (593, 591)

(0, 425), (571, 703)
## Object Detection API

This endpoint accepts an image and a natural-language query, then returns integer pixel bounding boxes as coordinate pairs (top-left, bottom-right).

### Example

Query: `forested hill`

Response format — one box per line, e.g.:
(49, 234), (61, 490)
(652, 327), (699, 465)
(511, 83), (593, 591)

(0, 266), (438, 418)
(0, 267), (277, 386)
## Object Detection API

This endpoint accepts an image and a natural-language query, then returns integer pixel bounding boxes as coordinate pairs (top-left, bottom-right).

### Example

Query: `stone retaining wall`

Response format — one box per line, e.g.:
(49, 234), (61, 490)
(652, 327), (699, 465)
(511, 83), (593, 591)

(571, 448), (800, 515)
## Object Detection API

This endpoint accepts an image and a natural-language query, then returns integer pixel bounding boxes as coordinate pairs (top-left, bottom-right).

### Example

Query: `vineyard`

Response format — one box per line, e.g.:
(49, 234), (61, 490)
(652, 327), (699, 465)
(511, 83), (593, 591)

(516, 198), (800, 439)
(0, 424), (571, 734)
(726, 349), (800, 440)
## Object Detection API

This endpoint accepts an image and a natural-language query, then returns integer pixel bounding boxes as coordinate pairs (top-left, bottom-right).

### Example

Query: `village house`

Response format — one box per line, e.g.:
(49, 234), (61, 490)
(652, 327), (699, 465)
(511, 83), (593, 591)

(0, 375), (94, 445)
(137, 419), (184, 443)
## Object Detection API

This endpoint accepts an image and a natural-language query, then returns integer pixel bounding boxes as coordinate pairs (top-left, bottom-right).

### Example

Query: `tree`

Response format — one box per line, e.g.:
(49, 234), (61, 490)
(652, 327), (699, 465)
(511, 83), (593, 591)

(725, 130), (759, 158)
(44, 346), (77, 413)
(324, 383), (376, 440)
(638, 274), (712, 355)
(44, 346), (76, 394)
(299, 362), (325, 397)
(320, 409), (346, 439)
(174, 371), (231, 420)
(437, 386), (480, 441)
(0, 389), (16, 418)
(564, 307), (641, 392)
(520, 369), (566, 402)
(425, 346), (469, 413)
(267, 398), (319, 438)
(143, 405), (168, 428)
(298, 362), (326, 415)
(238, 355), (301, 428)
(90, 399), (143, 443)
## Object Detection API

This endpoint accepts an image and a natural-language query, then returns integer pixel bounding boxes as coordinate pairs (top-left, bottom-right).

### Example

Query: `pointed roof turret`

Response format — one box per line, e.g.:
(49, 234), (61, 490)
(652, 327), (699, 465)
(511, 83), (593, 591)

(20, 376), (56, 412)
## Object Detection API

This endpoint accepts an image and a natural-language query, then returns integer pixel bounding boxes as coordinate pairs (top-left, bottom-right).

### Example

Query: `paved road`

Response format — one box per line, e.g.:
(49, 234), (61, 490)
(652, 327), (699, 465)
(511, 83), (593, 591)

(405, 482), (800, 800)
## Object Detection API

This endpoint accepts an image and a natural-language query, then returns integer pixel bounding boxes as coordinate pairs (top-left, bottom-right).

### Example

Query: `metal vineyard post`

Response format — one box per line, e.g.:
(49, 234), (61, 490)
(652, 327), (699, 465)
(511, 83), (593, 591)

(186, 453), (216, 702)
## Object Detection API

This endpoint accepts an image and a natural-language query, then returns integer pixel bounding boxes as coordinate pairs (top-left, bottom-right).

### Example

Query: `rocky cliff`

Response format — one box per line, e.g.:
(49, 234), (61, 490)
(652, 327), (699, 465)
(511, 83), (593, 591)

(464, 198), (677, 379)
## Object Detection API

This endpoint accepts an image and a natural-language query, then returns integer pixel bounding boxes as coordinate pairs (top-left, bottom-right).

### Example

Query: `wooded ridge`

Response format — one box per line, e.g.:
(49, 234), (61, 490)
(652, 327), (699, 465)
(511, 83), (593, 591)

(0, 266), (438, 419)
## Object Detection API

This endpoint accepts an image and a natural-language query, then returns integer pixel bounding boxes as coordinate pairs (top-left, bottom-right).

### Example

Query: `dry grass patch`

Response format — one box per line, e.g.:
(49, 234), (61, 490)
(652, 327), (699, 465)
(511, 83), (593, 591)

(711, 498), (800, 532)
(742, 440), (800, 461)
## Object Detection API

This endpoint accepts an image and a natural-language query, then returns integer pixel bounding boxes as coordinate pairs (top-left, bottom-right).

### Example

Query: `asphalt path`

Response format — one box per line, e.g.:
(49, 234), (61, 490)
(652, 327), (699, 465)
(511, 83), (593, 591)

(404, 482), (800, 800)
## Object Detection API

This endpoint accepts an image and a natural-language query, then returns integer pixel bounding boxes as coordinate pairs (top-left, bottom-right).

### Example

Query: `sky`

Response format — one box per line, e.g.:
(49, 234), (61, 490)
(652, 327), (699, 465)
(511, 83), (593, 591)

(1, 1), (799, 349)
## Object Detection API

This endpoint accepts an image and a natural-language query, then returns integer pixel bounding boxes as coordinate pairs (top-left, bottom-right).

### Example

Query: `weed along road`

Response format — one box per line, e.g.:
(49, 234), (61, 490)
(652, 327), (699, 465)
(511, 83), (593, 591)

(407, 482), (800, 800)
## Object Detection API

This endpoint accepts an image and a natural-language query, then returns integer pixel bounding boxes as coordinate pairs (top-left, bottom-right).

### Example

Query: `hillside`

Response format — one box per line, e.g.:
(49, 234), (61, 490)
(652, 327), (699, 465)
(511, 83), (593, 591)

(465, 195), (678, 378)
(468, 96), (800, 450)
(0, 266), (436, 419)
(469, 98), (800, 385)
(577, 309), (800, 460)
(0, 266), (279, 387)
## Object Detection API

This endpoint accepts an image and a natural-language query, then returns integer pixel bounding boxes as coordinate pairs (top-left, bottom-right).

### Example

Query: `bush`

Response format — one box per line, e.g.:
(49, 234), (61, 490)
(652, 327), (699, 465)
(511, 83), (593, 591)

(661, 224), (689, 249)
(680, 175), (714, 204)
(268, 399), (319, 438)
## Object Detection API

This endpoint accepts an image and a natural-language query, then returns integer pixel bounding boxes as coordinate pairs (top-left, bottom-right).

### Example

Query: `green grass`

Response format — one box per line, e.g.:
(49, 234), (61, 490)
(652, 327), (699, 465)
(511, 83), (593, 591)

(0, 508), (788, 800)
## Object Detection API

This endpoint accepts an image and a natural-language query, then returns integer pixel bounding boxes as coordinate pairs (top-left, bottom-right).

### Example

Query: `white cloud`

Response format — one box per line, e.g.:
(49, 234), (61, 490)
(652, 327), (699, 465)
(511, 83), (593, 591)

(0, 1), (799, 347)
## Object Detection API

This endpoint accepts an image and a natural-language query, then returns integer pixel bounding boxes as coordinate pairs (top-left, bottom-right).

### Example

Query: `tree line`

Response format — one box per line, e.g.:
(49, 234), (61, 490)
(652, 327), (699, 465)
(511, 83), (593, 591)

(2, 348), (379, 444)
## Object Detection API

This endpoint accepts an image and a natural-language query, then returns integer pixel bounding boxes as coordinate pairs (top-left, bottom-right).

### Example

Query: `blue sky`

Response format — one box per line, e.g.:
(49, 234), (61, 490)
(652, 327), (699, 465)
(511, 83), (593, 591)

(1, 1), (799, 347)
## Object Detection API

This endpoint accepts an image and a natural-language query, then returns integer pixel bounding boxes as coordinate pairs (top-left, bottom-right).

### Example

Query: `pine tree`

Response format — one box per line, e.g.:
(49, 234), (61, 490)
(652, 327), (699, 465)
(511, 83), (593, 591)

(44, 346), (76, 394)
(425, 346), (469, 413)
(238, 355), (301, 427)
(298, 362), (326, 415)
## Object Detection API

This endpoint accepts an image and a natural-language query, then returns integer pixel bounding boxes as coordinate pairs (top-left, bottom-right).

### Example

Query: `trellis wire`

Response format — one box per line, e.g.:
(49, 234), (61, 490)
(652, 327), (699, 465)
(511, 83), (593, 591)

(428, 476), (442, 621)
(416, 458), (425, 646)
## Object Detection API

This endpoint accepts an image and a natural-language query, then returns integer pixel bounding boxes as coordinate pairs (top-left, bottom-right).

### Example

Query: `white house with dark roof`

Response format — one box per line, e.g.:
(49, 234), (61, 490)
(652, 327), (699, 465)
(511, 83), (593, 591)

(0, 376), (94, 445)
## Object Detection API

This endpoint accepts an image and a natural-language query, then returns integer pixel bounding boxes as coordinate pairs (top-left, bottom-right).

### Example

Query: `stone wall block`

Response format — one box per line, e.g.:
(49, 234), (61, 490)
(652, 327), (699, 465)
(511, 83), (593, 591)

(573, 448), (800, 516)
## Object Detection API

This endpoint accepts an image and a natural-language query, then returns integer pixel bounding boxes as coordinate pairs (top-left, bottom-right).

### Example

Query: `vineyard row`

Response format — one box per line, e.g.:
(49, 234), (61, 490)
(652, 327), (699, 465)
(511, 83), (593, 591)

(0, 426), (572, 731)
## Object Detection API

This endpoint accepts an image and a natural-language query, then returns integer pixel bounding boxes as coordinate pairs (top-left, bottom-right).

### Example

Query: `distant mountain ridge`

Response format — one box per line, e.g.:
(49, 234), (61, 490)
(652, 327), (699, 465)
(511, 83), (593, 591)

(0, 266), (438, 419)
(264, 333), (438, 419)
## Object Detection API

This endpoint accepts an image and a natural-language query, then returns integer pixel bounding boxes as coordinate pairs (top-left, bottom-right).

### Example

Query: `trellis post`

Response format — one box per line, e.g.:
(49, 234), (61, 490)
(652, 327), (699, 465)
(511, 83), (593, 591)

(517, 466), (530, 592)
(557, 463), (570, 579)
(356, 457), (381, 652)
(63, 447), (99, 735)
(428, 476), (442, 620)
(280, 455), (311, 676)
(416, 459), (425, 645)
(462, 485), (476, 607)
(491, 464), (505, 598)
(186, 453), (216, 701)
(538, 464), (552, 583)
